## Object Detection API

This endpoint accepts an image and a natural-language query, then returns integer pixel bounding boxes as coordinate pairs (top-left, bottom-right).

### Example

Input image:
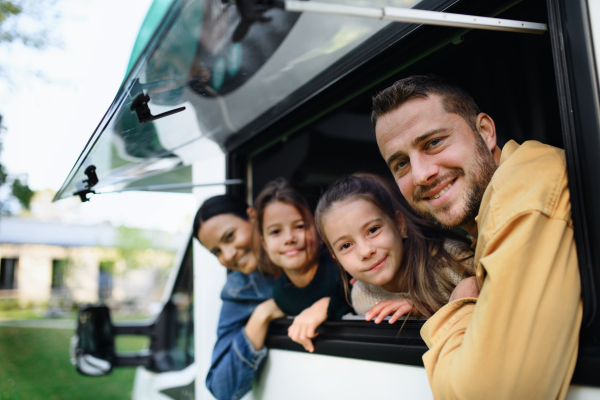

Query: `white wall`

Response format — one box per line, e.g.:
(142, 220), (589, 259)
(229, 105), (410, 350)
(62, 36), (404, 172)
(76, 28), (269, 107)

(191, 138), (228, 400)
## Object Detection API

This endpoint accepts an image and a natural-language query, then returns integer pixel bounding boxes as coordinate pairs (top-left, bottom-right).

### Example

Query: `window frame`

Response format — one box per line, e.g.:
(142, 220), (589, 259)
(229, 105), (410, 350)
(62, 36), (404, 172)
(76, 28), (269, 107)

(226, 0), (600, 388)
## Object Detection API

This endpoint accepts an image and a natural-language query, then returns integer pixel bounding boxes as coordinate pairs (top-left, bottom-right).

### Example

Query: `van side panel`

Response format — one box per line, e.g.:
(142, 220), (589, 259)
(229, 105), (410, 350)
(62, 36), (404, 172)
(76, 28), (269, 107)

(254, 350), (433, 399)
(192, 138), (228, 400)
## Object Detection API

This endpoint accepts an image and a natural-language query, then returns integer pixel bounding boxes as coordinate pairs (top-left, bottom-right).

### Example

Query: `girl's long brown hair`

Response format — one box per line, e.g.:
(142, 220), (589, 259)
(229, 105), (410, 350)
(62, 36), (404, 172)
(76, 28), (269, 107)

(315, 173), (473, 318)
(253, 178), (320, 275)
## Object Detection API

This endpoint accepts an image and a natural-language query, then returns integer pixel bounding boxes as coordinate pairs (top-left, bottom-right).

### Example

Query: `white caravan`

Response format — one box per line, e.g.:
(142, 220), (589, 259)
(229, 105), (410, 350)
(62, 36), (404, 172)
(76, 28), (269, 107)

(60, 0), (600, 398)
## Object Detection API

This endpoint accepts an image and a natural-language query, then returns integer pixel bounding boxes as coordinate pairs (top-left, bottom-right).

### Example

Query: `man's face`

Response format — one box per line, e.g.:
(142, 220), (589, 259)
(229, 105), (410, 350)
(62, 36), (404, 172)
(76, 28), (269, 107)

(375, 94), (496, 229)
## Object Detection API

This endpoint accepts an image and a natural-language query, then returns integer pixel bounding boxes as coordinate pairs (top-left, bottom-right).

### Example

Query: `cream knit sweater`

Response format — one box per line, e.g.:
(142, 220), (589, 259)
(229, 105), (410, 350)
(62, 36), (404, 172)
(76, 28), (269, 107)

(350, 239), (474, 315)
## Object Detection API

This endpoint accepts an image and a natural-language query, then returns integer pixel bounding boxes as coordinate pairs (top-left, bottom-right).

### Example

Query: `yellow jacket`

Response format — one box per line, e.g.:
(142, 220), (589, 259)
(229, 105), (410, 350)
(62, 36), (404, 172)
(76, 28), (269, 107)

(420, 140), (583, 399)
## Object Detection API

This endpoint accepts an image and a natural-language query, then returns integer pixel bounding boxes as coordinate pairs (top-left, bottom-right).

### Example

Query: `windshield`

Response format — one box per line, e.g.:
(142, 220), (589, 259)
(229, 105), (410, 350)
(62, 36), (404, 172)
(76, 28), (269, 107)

(55, 0), (452, 200)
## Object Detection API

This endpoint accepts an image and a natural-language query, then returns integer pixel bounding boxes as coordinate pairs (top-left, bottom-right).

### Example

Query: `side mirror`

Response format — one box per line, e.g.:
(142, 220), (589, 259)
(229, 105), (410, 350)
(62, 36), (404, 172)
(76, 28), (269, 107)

(71, 305), (115, 376)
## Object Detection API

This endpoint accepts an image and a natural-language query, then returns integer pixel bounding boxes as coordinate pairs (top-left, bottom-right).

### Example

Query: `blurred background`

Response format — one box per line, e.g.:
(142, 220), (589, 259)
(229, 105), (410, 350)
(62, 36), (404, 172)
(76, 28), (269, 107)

(0, 1), (196, 398)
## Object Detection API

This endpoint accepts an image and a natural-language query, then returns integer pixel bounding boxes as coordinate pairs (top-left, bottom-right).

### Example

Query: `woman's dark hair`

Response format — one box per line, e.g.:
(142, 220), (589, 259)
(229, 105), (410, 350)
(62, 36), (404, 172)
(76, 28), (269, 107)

(315, 173), (473, 317)
(193, 195), (249, 240)
(253, 178), (320, 275)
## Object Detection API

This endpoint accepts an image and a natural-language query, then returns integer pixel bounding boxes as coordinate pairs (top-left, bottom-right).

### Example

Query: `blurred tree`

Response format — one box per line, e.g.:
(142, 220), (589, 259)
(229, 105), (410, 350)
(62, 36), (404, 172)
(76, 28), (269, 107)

(0, 113), (34, 213)
(115, 226), (153, 269)
(11, 177), (34, 209)
(0, 0), (55, 49)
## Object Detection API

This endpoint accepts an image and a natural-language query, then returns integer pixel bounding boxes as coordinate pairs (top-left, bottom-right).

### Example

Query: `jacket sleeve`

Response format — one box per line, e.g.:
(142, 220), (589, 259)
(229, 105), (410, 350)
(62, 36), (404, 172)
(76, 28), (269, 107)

(420, 211), (582, 400)
(206, 298), (268, 400)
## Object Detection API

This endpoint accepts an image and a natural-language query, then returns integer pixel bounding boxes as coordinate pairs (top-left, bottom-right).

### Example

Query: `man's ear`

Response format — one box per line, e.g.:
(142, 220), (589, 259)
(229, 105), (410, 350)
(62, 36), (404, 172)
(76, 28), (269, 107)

(476, 113), (497, 153)
(247, 207), (257, 223)
(395, 211), (407, 237)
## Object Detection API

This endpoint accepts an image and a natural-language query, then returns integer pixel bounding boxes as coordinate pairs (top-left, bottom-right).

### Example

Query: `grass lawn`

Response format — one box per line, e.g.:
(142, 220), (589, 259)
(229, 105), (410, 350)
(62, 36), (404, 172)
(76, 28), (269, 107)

(0, 327), (148, 400)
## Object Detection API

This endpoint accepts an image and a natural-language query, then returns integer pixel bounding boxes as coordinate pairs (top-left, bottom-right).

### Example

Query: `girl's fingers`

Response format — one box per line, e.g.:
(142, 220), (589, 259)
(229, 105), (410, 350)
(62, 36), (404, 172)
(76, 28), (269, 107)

(389, 305), (412, 324)
(298, 325), (314, 352)
(375, 304), (399, 324)
(365, 303), (385, 321)
(306, 323), (318, 339)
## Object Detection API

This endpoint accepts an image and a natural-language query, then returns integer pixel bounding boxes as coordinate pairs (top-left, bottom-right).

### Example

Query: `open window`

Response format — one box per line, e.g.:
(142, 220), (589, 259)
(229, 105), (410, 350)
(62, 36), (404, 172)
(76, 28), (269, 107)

(225, 0), (600, 386)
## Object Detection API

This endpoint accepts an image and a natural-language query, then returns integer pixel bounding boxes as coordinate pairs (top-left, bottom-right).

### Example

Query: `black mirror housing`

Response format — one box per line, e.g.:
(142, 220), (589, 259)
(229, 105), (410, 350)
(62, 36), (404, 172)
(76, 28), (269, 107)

(71, 305), (115, 376)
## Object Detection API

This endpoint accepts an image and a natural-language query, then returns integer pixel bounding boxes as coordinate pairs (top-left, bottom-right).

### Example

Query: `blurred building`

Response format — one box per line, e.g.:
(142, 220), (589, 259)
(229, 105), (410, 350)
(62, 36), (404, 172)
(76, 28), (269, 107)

(0, 216), (185, 312)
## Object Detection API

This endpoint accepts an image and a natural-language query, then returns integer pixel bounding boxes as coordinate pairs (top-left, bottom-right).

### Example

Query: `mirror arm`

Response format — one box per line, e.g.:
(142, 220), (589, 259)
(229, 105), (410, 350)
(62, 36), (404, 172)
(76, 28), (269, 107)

(113, 321), (155, 336)
(114, 351), (152, 368)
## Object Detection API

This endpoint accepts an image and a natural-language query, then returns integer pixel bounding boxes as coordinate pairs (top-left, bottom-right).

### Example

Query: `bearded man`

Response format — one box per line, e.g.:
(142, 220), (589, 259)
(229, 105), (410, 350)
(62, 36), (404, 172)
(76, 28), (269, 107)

(373, 75), (582, 400)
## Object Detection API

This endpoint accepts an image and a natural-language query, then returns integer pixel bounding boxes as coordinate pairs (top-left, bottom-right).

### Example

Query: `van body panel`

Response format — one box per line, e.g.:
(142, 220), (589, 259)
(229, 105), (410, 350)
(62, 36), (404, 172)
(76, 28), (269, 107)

(132, 363), (196, 400)
(255, 350), (433, 399)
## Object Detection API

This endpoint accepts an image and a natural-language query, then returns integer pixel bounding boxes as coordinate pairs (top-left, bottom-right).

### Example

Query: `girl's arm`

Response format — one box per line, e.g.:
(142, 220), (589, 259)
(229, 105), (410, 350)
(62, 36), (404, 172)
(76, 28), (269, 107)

(287, 297), (330, 353)
(206, 299), (284, 400)
(245, 299), (285, 350)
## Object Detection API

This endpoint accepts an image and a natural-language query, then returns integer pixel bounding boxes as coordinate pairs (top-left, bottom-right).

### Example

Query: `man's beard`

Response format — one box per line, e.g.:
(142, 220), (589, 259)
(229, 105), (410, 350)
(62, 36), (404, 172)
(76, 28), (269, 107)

(411, 133), (497, 229)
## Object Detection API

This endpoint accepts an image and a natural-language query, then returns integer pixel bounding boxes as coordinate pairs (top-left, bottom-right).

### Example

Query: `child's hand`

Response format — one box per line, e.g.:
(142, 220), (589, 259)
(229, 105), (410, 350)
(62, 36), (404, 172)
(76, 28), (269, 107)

(287, 297), (330, 353)
(365, 297), (414, 324)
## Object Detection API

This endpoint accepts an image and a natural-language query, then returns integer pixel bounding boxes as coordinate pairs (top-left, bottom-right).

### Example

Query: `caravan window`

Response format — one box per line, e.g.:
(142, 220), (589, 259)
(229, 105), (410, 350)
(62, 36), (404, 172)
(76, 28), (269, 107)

(224, 0), (600, 387)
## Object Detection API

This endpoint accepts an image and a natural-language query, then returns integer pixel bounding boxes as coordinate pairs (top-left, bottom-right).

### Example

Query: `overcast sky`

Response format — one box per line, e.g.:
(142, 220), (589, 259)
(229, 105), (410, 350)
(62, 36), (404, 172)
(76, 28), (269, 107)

(0, 0), (196, 232)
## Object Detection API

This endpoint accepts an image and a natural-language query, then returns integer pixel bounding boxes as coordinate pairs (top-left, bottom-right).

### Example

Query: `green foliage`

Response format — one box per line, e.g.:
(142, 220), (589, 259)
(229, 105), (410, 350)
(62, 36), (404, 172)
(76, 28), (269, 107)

(0, 1), (22, 25)
(0, 0), (53, 48)
(0, 326), (140, 399)
(11, 177), (34, 209)
(0, 113), (34, 213)
(115, 226), (153, 270)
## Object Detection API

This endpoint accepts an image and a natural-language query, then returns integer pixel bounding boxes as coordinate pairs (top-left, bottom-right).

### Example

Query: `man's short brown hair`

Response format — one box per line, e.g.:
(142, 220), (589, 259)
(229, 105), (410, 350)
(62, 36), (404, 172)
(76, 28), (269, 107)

(371, 75), (480, 132)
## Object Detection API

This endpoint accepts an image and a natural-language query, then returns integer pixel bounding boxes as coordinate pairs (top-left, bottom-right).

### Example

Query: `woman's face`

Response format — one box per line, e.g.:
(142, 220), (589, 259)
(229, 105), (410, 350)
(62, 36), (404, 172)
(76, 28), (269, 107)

(322, 198), (405, 288)
(198, 213), (257, 274)
(262, 201), (313, 272)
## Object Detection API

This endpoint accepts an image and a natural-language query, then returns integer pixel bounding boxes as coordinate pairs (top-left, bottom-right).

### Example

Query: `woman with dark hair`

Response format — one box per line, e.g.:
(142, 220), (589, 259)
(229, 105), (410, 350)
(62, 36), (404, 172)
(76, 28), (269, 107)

(194, 195), (283, 400)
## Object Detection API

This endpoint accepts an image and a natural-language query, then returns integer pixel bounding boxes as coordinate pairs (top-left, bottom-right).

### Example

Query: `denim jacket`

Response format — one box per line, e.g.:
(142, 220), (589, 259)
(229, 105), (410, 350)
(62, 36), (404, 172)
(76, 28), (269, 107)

(206, 270), (276, 400)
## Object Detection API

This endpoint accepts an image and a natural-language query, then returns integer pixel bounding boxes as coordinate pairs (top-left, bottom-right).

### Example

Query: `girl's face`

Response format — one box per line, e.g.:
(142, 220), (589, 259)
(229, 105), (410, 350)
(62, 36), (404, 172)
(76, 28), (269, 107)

(323, 198), (406, 288)
(198, 213), (257, 274)
(262, 201), (313, 271)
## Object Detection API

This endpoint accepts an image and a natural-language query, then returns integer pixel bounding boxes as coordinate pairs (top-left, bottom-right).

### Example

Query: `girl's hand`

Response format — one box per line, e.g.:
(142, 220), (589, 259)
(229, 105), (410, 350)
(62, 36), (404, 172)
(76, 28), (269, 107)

(287, 297), (330, 353)
(365, 297), (414, 324)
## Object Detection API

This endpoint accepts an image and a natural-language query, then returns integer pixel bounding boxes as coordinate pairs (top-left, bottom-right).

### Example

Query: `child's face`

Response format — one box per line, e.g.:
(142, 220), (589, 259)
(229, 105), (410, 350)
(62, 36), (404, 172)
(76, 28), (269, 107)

(262, 201), (313, 272)
(323, 198), (405, 288)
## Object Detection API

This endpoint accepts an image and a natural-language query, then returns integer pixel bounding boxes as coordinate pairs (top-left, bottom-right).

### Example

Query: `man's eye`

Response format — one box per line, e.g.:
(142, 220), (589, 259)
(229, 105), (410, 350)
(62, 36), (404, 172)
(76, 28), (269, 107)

(427, 138), (441, 149)
(395, 160), (408, 171)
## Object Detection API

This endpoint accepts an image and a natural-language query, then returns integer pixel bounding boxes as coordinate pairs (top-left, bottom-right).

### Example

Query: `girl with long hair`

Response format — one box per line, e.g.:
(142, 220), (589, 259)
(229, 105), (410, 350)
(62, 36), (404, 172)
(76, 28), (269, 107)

(315, 173), (475, 321)
(254, 178), (353, 352)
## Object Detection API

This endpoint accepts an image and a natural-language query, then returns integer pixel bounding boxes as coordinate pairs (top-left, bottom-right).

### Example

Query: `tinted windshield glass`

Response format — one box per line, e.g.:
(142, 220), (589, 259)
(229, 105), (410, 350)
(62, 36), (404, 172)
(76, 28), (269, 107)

(56, 0), (450, 200)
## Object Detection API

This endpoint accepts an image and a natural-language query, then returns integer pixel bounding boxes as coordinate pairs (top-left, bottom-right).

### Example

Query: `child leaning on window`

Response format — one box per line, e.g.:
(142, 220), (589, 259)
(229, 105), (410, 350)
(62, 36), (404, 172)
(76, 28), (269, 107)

(315, 173), (475, 322)
(254, 178), (353, 352)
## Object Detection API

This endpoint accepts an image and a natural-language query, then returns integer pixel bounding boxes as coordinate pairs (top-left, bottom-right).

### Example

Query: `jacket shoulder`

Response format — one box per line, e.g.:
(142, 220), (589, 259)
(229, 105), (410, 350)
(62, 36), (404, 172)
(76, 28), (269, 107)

(486, 141), (569, 225)
(221, 270), (273, 301)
